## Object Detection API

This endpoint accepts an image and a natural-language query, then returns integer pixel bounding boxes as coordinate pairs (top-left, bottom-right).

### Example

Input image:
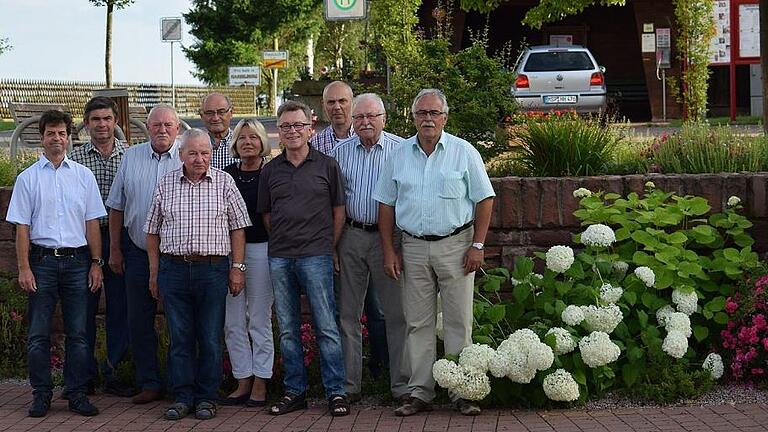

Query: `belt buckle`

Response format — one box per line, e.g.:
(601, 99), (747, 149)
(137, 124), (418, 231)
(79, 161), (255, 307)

(183, 255), (192, 263)
(53, 248), (64, 257)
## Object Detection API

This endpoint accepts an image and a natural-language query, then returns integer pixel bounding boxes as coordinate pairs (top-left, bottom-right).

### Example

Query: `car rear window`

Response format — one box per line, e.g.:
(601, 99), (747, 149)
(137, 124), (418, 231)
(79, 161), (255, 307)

(523, 52), (595, 72)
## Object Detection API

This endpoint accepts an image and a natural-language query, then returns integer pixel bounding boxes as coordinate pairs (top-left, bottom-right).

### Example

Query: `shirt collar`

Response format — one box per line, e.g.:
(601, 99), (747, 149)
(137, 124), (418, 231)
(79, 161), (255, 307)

(329, 126), (355, 142)
(85, 138), (125, 159)
(150, 139), (179, 160)
(412, 131), (446, 153)
(355, 134), (385, 150)
(210, 129), (233, 149)
(39, 153), (72, 170)
(280, 146), (315, 164)
(179, 166), (213, 183)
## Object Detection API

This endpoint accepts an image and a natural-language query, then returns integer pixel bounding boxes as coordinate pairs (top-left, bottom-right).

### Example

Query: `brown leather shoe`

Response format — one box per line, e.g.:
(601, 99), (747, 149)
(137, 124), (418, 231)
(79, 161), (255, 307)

(394, 397), (433, 417)
(132, 389), (162, 404)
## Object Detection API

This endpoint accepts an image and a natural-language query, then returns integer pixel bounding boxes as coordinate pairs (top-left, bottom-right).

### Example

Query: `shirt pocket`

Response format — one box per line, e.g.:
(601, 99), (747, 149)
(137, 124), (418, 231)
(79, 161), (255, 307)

(439, 170), (465, 199)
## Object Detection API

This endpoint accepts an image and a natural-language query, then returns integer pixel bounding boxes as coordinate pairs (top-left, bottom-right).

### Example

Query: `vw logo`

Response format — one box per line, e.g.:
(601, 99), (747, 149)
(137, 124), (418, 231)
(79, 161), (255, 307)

(556, 74), (564, 81)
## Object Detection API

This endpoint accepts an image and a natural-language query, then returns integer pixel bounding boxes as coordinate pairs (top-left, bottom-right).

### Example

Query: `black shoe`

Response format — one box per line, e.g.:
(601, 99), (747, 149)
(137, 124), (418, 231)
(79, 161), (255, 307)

(218, 394), (249, 406)
(103, 380), (138, 398)
(87, 382), (96, 395)
(68, 395), (99, 416)
(28, 393), (52, 417)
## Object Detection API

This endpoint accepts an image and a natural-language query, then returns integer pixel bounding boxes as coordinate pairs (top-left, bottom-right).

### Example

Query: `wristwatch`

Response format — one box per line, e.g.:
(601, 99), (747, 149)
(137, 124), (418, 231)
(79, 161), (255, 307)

(91, 257), (105, 267)
(232, 262), (247, 272)
(471, 242), (485, 250)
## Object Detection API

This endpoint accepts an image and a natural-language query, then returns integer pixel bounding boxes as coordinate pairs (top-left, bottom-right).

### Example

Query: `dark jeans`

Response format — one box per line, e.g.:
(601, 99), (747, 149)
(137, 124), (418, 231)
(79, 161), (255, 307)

(27, 248), (90, 398)
(123, 233), (162, 391)
(270, 255), (345, 398)
(158, 255), (229, 406)
(364, 288), (389, 373)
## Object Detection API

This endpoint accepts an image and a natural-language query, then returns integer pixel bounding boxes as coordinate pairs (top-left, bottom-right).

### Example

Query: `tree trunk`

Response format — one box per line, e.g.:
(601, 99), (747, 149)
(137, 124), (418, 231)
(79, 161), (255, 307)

(105, 2), (113, 88)
(761, 0), (768, 133)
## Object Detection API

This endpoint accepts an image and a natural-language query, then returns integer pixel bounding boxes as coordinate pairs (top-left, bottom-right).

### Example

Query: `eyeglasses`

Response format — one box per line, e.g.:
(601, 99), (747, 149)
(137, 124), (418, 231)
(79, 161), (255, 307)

(414, 110), (445, 118)
(201, 107), (232, 117)
(149, 122), (178, 130)
(278, 123), (312, 132)
(352, 113), (385, 121)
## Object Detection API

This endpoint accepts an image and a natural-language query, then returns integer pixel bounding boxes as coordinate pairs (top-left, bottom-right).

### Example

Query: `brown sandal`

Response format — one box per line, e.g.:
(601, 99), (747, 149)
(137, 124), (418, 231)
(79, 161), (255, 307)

(269, 393), (307, 415)
(329, 395), (350, 417)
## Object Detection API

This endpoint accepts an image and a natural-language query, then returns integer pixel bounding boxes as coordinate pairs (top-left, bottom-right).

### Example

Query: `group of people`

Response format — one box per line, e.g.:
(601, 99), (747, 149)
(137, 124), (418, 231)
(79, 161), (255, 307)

(6, 82), (495, 421)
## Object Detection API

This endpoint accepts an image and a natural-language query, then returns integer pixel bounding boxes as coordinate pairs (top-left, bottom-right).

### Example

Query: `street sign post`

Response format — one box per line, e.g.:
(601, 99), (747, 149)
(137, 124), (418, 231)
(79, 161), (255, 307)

(228, 66), (261, 86)
(161, 17), (183, 107)
(262, 51), (289, 69)
(324, 0), (367, 20)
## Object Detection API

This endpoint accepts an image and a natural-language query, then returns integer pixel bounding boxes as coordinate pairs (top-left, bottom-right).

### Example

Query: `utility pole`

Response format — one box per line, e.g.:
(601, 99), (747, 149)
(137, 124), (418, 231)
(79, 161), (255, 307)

(273, 38), (279, 116)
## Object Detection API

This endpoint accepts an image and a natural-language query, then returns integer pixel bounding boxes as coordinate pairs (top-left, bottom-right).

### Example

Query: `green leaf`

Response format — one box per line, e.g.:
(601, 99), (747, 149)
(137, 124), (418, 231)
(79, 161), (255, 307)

(572, 369), (587, 386)
(485, 304), (506, 324)
(565, 260), (585, 278)
(655, 268), (674, 289)
(473, 335), (493, 344)
(512, 256), (534, 279)
(693, 326), (709, 342)
(632, 230), (659, 249)
(688, 197), (711, 215)
(667, 232), (688, 244)
(615, 227), (631, 241)
(723, 248), (740, 262)
(628, 346), (645, 361)
(481, 276), (501, 293)
(703, 308), (713, 319)
(622, 363), (641, 387)
(624, 291), (637, 305)
(705, 297), (726, 312)
(637, 310), (648, 328)
(641, 292), (657, 308)
(714, 312), (729, 325)
(632, 251), (653, 266)
(513, 283), (531, 302)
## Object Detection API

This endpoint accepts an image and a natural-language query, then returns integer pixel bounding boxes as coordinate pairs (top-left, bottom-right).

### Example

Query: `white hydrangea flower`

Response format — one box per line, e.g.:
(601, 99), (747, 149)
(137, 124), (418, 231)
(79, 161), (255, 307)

(664, 312), (692, 338)
(527, 343), (555, 371)
(580, 304), (623, 334)
(573, 187), (592, 198)
(458, 343), (495, 374)
(645, 181), (655, 189)
(435, 312), (444, 340)
(581, 224), (616, 248)
(546, 327), (576, 355)
(671, 289), (698, 316)
(546, 245), (575, 273)
(727, 196), (741, 207)
(600, 283), (623, 304)
(562, 305), (586, 326)
(488, 351), (510, 378)
(612, 261), (629, 274)
(495, 330), (554, 384)
(510, 277), (521, 286)
(662, 330), (688, 358)
(531, 273), (544, 280)
(542, 369), (580, 402)
(452, 367), (491, 401)
(656, 305), (675, 326)
(702, 353), (724, 380)
(634, 266), (655, 287)
(508, 328), (540, 346)
(433, 359), (463, 389)
(578, 331), (621, 368)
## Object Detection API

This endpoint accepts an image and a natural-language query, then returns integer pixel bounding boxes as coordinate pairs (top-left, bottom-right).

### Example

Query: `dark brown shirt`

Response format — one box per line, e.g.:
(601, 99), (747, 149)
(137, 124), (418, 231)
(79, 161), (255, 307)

(257, 147), (345, 257)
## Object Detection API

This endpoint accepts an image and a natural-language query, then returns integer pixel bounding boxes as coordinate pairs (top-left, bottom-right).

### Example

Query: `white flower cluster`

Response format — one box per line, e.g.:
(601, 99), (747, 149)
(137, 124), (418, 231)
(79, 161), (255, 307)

(573, 187), (592, 198)
(581, 224), (616, 248)
(433, 359), (463, 388)
(665, 312), (692, 337)
(671, 288), (698, 315)
(452, 369), (491, 401)
(542, 369), (580, 402)
(581, 304), (623, 334)
(562, 305), (585, 326)
(661, 311), (692, 358)
(612, 261), (629, 274)
(546, 245), (574, 273)
(656, 305), (675, 326)
(490, 329), (554, 384)
(579, 331), (621, 368)
(634, 266), (655, 287)
(702, 353), (724, 380)
(433, 348), (493, 401)
(599, 283), (623, 304)
(546, 327), (576, 355)
(645, 181), (656, 189)
(662, 330), (688, 358)
(727, 196), (741, 207)
(459, 343), (495, 374)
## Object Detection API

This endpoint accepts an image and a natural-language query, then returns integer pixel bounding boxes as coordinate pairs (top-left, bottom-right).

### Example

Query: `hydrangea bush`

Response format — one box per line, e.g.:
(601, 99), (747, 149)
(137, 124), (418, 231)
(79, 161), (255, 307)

(719, 273), (768, 381)
(449, 187), (758, 407)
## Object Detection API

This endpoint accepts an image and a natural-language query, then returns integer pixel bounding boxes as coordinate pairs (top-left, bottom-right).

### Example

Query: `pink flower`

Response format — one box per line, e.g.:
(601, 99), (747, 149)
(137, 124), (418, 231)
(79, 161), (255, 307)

(725, 299), (739, 314)
(9, 310), (22, 322)
(752, 368), (765, 376)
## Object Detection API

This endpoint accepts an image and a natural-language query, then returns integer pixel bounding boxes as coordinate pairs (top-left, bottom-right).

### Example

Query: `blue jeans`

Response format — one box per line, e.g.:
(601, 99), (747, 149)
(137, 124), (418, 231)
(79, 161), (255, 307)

(158, 255), (228, 405)
(364, 287), (389, 373)
(270, 255), (345, 398)
(27, 248), (90, 398)
(123, 233), (162, 391)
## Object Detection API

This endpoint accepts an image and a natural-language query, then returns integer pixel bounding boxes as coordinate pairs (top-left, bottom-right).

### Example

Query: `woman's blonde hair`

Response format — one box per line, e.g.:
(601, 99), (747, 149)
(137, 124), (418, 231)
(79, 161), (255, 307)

(231, 118), (270, 158)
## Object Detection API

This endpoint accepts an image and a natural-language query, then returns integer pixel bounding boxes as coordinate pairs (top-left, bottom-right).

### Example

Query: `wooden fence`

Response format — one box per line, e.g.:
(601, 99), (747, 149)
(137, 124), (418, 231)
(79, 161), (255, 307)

(0, 79), (265, 119)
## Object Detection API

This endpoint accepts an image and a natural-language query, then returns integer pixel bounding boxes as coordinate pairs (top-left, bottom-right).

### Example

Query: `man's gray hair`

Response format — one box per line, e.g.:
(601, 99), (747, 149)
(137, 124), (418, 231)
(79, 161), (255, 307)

(352, 93), (385, 114)
(179, 128), (212, 151)
(411, 88), (449, 117)
(201, 92), (233, 109)
(147, 103), (180, 124)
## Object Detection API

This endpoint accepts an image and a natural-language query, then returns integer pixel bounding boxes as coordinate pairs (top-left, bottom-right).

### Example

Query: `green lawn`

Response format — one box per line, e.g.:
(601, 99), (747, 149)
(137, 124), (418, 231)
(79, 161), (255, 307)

(665, 116), (762, 127)
(0, 120), (14, 131)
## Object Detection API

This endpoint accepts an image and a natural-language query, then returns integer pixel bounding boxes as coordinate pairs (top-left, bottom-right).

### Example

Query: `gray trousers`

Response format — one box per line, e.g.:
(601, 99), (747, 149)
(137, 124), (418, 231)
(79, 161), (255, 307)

(337, 225), (409, 397)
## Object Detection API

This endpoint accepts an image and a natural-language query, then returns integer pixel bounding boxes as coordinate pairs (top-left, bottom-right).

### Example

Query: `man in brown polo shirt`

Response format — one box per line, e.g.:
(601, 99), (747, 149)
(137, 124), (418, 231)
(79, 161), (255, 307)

(144, 128), (251, 421)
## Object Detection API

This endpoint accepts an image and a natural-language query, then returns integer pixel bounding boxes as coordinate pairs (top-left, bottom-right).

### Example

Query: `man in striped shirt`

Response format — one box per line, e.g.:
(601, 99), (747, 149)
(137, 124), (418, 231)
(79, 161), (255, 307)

(331, 93), (409, 406)
(310, 81), (356, 155)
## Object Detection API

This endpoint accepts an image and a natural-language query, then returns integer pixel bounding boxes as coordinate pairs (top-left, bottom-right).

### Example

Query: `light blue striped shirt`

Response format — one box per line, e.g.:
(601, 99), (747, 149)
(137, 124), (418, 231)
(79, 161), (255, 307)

(6, 154), (107, 248)
(373, 131), (495, 236)
(331, 131), (402, 224)
(106, 140), (182, 250)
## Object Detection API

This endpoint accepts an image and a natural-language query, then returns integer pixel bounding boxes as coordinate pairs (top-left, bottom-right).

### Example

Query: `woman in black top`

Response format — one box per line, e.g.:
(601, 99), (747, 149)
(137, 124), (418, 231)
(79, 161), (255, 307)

(220, 119), (273, 407)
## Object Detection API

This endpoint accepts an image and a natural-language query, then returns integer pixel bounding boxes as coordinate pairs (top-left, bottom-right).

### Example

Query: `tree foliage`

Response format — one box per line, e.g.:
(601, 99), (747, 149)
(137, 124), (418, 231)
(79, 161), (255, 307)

(369, 0), (421, 67)
(89, 0), (135, 87)
(459, 0), (626, 28)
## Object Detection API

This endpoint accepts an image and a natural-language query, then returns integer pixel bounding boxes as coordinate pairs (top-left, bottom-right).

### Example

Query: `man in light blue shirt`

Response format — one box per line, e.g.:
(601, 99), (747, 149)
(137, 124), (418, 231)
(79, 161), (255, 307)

(373, 89), (495, 417)
(6, 110), (106, 418)
(331, 93), (408, 405)
(105, 104), (183, 405)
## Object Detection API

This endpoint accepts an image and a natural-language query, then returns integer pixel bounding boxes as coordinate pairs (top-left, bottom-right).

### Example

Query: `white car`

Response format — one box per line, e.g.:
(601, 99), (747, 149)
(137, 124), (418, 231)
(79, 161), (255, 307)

(512, 45), (607, 113)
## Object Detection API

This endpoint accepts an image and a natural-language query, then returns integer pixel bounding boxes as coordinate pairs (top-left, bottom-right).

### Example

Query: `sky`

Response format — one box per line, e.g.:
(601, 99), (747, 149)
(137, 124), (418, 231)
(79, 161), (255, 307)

(0, 0), (204, 85)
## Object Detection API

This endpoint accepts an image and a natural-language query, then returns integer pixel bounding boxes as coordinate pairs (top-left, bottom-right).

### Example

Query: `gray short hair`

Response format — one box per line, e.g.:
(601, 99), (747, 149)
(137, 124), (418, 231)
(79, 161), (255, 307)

(322, 81), (353, 101)
(411, 89), (449, 117)
(231, 118), (271, 158)
(201, 92), (233, 110)
(179, 128), (212, 151)
(352, 93), (385, 114)
(147, 103), (180, 124)
(277, 100), (312, 122)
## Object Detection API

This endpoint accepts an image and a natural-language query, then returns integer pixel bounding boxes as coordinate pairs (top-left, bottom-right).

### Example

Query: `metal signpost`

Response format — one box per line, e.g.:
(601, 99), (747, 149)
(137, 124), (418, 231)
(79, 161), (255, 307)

(324, 0), (367, 20)
(161, 17), (183, 107)
(263, 49), (288, 116)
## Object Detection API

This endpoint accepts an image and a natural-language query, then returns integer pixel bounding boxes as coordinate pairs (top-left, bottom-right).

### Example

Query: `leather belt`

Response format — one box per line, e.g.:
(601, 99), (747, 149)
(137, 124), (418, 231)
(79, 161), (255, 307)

(346, 218), (378, 232)
(31, 244), (88, 257)
(403, 221), (473, 242)
(163, 254), (226, 264)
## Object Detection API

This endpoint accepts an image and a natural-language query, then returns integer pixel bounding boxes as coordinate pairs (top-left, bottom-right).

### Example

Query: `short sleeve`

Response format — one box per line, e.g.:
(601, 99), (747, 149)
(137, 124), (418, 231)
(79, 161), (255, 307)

(143, 183), (164, 234)
(106, 155), (127, 211)
(329, 158), (345, 207)
(465, 146), (496, 203)
(256, 163), (272, 213)
(372, 155), (397, 206)
(5, 171), (32, 225)
(83, 169), (108, 221)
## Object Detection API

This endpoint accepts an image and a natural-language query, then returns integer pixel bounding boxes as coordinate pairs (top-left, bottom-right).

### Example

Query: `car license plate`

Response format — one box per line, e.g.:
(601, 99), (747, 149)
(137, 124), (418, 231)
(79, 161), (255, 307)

(544, 95), (577, 104)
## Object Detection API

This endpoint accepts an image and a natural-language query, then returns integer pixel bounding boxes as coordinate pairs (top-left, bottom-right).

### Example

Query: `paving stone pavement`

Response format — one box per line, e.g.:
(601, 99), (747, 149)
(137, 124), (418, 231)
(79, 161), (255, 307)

(2, 382), (768, 431)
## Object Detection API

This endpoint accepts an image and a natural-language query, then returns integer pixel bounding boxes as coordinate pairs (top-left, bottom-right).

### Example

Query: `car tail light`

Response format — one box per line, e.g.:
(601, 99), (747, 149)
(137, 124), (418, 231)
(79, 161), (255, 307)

(590, 72), (604, 86)
(515, 74), (529, 89)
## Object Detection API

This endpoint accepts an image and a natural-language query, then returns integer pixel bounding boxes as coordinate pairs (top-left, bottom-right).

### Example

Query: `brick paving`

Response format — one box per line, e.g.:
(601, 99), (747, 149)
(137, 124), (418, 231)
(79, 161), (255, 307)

(1, 382), (768, 432)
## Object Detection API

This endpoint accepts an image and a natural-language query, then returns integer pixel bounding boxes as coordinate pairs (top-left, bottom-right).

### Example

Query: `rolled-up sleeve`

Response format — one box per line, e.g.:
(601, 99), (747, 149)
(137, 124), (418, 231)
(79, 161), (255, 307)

(466, 147), (495, 203)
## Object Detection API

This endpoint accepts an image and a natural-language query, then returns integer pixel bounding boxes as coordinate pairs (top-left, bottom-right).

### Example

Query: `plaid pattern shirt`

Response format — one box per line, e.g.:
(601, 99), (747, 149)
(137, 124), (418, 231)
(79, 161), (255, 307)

(310, 126), (356, 155)
(144, 167), (251, 256)
(210, 128), (238, 169)
(69, 139), (126, 227)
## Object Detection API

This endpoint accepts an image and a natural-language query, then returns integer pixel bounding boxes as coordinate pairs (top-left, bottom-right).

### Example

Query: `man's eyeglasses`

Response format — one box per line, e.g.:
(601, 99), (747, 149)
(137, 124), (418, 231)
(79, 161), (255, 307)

(414, 110), (445, 118)
(352, 113), (385, 121)
(201, 107), (232, 117)
(149, 122), (178, 130)
(278, 123), (312, 132)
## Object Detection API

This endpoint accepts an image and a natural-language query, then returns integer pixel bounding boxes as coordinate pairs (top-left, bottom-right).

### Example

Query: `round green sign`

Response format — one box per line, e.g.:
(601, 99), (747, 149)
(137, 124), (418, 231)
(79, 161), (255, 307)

(333, 0), (356, 11)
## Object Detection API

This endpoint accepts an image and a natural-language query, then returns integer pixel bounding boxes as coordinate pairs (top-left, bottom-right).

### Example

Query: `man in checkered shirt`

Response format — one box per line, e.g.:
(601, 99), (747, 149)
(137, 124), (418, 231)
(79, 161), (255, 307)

(198, 92), (238, 169)
(309, 81), (356, 155)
